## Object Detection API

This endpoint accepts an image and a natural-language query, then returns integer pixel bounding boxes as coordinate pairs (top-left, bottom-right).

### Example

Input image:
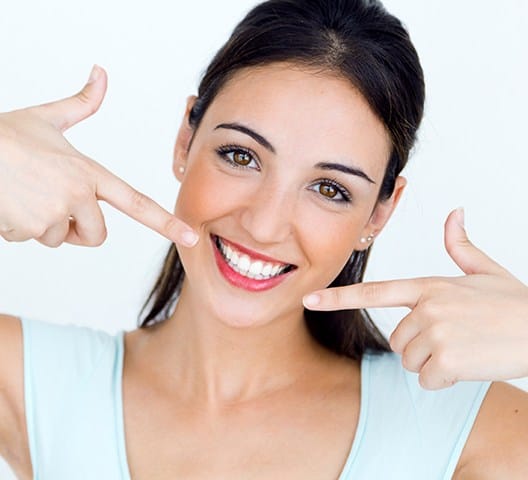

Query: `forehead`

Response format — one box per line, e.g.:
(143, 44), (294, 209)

(201, 63), (391, 181)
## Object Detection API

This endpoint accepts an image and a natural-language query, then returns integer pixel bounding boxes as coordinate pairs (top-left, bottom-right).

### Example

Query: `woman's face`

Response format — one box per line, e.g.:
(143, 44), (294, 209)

(173, 63), (404, 328)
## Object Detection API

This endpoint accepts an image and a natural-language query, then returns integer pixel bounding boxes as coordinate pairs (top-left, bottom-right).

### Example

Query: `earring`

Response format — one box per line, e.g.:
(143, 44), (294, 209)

(360, 233), (375, 244)
(178, 166), (185, 174)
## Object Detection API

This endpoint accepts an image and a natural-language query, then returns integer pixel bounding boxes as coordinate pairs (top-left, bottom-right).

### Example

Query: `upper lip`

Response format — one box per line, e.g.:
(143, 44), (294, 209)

(213, 234), (296, 267)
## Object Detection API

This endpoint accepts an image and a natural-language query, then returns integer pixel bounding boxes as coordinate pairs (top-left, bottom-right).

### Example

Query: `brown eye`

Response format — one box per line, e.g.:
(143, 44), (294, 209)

(319, 183), (337, 198)
(233, 151), (252, 166)
(216, 146), (259, 170)
(309, 180), (351, 203)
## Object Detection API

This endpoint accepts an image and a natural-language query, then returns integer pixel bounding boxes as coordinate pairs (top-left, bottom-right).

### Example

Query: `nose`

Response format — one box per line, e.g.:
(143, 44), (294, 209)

(239, 183), (295, 244)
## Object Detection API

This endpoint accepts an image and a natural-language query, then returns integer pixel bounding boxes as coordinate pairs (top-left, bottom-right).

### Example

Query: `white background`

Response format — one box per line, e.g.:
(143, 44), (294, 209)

(1, 1), (527, 477)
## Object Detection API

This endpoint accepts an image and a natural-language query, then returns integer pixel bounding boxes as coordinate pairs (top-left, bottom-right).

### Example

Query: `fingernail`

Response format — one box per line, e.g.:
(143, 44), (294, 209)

(303, 294), (320, 308)
(87, 64), (100, 84)
(455, 206), (465, 228)
(181, 230), (199, 247)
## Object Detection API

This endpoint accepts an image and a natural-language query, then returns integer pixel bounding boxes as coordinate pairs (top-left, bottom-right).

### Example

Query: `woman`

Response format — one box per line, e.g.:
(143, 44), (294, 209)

(1, 0), (528, 478)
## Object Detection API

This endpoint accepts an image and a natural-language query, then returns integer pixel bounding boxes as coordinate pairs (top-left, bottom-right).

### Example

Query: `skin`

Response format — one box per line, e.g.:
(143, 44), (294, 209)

(1, 63), (527, 478)
(0, 65), (198, 249)
(306, 209), (528, 390)
(114, 63), (406, 478)
(153, 62), (403, 404)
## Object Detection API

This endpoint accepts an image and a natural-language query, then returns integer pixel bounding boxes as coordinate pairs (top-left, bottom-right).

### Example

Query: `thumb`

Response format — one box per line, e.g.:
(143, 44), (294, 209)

(444, 207), (509, 276)
(33, 64), (108, 132)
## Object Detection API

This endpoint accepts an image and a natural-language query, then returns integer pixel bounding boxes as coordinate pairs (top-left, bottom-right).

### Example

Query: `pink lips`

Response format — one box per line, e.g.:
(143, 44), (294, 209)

(211, 235), (295, 292)
(218, 235), (291, 265)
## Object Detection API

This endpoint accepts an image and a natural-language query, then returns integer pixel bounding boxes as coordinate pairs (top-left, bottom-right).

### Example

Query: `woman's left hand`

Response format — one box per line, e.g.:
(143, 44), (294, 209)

(303, 208), (528, 390)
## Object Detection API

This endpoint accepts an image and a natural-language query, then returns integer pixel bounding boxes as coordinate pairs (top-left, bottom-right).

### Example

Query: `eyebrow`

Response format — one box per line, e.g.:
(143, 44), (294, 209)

(214, 122), (376, 184)
(215, 123), (276, 154)
(314, 162), (376, 184)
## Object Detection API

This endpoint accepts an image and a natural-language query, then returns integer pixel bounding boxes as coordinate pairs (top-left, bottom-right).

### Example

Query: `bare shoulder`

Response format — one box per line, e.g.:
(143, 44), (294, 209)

(0, 313), (24, 416)
(0, 313), (31, 476)
(454, 381), (528, 479)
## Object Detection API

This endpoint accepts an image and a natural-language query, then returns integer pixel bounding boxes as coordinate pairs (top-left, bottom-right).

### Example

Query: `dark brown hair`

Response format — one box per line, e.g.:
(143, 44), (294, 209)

(139, 0), (425, 360)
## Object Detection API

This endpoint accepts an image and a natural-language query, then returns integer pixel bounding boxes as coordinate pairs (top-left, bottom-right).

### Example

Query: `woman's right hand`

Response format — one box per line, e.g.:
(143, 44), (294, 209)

(0, 65), (199, 248)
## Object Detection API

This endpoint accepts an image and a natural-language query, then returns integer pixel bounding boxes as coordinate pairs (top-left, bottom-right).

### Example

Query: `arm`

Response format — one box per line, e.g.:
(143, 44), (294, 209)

(454, 381), (528, 479)
(0, 314), (31, 477)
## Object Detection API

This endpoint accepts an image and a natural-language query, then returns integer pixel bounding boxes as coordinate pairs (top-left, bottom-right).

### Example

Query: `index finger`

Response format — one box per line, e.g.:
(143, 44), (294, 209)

(303, 278), (426, 311)
(93, 161), (199, 247)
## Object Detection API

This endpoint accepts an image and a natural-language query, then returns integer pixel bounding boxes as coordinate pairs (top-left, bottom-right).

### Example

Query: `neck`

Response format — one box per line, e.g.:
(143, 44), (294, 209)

(137, 279), (330, 410)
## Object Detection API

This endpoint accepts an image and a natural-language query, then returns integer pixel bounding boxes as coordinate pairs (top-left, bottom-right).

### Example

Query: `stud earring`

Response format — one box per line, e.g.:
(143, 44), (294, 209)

(360, 233), (375, 244)
(178, 166), (185, 174)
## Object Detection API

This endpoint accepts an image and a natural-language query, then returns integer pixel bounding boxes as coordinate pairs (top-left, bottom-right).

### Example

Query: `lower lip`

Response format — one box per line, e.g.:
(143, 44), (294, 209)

(211, 236), (294, 292)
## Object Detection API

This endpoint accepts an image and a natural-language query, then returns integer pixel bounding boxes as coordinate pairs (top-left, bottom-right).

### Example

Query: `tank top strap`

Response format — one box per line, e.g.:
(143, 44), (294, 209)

(21, 316), (125, 479)
(340, 350), (491, 479)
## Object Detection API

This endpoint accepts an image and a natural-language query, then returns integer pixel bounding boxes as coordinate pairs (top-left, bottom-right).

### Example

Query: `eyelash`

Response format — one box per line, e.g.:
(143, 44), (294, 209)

(214, 144), (352, 204)
(311, 178), (352, 203)
(216, 144), (259, 170)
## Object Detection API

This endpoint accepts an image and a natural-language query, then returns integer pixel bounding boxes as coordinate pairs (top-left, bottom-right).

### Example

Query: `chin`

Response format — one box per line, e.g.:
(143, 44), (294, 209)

(206, 294), (280, 329)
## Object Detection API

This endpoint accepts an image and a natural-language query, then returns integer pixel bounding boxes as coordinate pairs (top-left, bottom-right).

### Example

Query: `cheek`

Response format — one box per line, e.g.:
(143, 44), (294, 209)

(295, 211), (364, 285)
(174, 160), (230, 228)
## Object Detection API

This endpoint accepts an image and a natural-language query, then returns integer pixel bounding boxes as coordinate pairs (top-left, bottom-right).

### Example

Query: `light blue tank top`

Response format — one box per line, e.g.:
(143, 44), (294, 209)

(20, 316), (491, 479)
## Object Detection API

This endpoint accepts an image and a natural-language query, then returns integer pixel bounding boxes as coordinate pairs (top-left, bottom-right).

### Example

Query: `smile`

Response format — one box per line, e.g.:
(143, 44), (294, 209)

(211, 234), (296, 291)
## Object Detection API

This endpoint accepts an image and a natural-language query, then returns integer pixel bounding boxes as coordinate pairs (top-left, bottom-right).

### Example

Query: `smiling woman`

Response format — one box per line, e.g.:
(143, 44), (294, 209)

(1, 0), (528, 480)
(140, 0), (422, 356)
(167, 63), (400, 333)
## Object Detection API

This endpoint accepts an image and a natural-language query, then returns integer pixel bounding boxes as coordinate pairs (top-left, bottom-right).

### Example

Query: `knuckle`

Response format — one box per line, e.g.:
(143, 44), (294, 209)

(48, 202), (69, 220)
(31, 221), (49, 239)
(331, 288), (343, 305)
(162, 215), (181, 238)
(41, 238), (62, 248)
(417, 300), (440, 321)
(389, 333), (402, 353)
(433, 349), (453, 374)
(428, 277), (452, 295)
(75, 91), (97, 116)
(88, 228), (108, 247)
(129, 190), (149, 215)
(418, 373), (432, 390)
(401, 353), (412, 370)
(70, 182), (93, 202)
(1, 228), (26, 242)
(427, 323), (447, 345)
(361, 282), (382, 302)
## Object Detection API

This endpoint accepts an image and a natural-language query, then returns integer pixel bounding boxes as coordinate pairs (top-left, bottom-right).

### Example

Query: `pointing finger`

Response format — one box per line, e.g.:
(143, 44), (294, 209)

(303, 278), (425, 311)
(92, 160), (199, 247)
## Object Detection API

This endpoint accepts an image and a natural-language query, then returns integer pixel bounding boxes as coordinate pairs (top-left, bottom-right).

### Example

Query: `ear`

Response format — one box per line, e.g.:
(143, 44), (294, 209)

(173, 95), (198, 181)
(355, 176), (407, 250)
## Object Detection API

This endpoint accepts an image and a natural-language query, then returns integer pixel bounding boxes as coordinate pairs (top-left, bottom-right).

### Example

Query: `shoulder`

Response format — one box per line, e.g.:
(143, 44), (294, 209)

(0, 313), (24, 421)
(0, 314), (120, 436)
(364, 349), (492, 477)
(0, 316), (123, 476)
(0, 314), (28, 471)
(454, 381), (528, 479)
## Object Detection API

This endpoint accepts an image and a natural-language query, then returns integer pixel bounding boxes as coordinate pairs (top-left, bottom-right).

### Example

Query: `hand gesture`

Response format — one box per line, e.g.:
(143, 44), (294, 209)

(303, 208), (528, 390)
(0, 65), (198, 248)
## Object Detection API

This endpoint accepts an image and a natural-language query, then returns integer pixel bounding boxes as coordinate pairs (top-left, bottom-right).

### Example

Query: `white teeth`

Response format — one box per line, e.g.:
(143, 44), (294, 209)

(238, 255), (251, 273)
(249, 260), (263, 276)
(261, 263), (272, 276)
(216, 236), (292, 281)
